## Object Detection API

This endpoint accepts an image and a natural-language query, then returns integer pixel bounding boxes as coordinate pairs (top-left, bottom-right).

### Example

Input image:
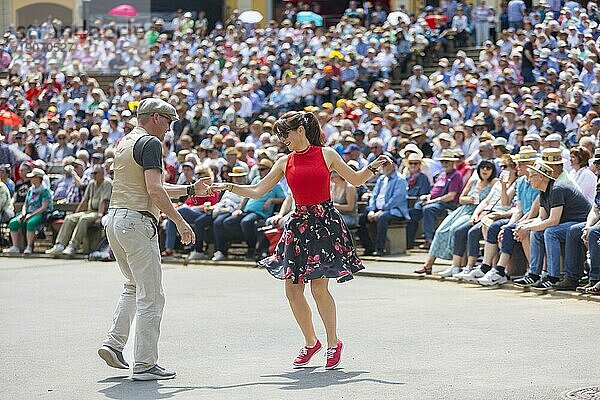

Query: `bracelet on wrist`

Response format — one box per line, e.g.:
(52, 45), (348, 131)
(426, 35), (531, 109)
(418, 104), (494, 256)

(186, 185), (195, 196)
(227, 183), (234, 192)
(367, 165), (378, 175)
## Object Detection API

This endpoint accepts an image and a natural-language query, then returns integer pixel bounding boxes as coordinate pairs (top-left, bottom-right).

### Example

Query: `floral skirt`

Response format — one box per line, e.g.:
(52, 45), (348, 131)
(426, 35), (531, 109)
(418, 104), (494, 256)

(258, 199), (364, 284)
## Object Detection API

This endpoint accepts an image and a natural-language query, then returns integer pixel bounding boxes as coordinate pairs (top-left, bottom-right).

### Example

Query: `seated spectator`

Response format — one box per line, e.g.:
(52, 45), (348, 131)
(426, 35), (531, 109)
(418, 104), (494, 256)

(176, 162), (196, 185)
(12, 161), (33, 203)
(50, 130), (74, 162)
(513, 160), (591, 290)
(407, 150), (464, 249)
(331, 170), (358, 228)
(358, 159), (409, 256)
(0, 179), (14, 222)
(0, 164), (14, 195)
(7, 168), (53, 254)
(462, 146), (539, 284)
(415, 161), (497, 275)
(45, 165), (112, 257)
(162, 167), (219, 260)
(213, 159), (285, 261)
(52, 158), (87, 204)
(210, 166), (248, 260)
(402, 153), (432, 200)
(569, 146), (596, 203)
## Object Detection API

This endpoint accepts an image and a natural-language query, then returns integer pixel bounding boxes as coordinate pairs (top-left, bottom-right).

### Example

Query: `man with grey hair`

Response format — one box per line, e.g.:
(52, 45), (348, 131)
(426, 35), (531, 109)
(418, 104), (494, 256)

(98, 98), (212, 381)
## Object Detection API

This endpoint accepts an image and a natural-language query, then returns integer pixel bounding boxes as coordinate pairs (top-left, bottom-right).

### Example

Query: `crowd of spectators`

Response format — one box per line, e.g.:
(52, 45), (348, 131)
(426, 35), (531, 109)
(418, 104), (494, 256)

(0, 0), (599, 293)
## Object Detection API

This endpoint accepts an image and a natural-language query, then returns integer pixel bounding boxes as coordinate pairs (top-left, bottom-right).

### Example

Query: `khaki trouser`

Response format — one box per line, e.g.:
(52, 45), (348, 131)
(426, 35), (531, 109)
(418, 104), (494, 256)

(103, 208), (163, 373)
(56, 211), (99, 247)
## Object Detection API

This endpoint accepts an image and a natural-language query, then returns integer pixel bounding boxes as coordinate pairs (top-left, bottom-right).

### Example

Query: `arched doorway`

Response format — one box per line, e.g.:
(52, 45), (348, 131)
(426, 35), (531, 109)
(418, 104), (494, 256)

(16, 3), (73, 28)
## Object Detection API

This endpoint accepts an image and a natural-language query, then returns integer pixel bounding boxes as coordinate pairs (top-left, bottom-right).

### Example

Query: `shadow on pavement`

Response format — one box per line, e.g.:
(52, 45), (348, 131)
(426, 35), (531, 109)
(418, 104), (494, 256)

(98, 377), (204, 400)
(98, 369), (404, 398)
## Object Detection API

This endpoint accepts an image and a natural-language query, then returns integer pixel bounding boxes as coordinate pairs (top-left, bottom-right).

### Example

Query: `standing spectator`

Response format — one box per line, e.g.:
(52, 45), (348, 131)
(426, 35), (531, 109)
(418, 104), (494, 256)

(473, 1), (493, 45)
(315, 66), (341, 106)
(507, 0), (526, 29)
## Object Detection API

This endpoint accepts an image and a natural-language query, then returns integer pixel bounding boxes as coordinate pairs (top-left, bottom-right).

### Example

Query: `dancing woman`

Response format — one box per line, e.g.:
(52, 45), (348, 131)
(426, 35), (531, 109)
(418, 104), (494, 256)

(212, 111), (391, 369)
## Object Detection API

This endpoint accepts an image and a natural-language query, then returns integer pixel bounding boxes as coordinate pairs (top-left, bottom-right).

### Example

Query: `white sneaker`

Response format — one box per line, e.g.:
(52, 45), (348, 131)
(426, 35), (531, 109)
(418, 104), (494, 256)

(438, 266), (460, 278)
(453, 266), (473, 279)
(188, 251), (205, 261)
(7, 245), (20, 253)
(462, 267), (485, 282)
(23, 246), (33, 254)
(478, 268), (508, 286)
(45, 243), (65, 255)
(62, 244), (76, 256)
(211, 251), (225, 261)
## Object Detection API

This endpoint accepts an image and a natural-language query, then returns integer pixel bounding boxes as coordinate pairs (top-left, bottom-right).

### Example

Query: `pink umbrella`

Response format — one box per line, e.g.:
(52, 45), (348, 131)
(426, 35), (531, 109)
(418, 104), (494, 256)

(109, 4), (138, 17)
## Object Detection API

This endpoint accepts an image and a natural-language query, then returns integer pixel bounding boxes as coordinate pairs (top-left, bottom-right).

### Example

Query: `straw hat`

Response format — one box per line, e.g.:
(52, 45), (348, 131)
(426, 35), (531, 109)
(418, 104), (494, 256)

(399, 143), (424, 159)
(593, 148), (600, 162)
(228, 166), (248, 177)
(437, 149), (459, 162)
(512, 145), (538, 162)
(541, 148), (564, 164)
(527, 160), (555, 180)
(433, 132), (456, 149)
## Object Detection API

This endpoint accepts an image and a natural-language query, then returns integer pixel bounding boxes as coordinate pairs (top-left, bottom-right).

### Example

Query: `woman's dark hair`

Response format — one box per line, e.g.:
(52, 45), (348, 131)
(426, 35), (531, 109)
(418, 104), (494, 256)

(273, 111), (324, 146)
(476, 160), (497, 182)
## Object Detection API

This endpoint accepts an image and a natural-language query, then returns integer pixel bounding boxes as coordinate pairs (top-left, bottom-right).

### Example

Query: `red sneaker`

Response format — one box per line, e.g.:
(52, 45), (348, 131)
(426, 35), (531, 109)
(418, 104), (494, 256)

(325, 340), (343, 369)
(293, 340), (322, 367)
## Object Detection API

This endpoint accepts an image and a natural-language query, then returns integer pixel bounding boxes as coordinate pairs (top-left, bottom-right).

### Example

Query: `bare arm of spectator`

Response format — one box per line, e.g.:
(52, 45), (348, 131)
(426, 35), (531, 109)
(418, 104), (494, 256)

(520, 205), (561, 232)
(582, 205), (600, 243)
(333, 185), (356, 213)
(25, 199), (49, 221)
(232, 198), (249, 217)
(459, 178), (478, 205)
(75, 185), (90, 213)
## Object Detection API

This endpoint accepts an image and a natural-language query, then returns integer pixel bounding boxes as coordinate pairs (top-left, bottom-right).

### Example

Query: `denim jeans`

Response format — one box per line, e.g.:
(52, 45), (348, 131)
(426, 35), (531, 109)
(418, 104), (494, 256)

(358, 210), (404, 252)
(485, 219), (510, 244)
(589, 225), (600, 281)
(499, 223), (518, 255)
(529, 221), (579, 277)
(212, 213), (231, 253)
(407, 201), (455, 246)
(221, 212), (264, 257)
(165, 206), (212, 252)
(453, 220), (483, 257)
(563, 222), (586, 281)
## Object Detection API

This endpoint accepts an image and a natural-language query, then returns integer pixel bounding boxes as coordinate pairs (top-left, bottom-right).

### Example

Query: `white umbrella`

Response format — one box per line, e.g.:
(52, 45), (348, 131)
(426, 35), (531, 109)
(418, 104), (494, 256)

(239, 10), (263, 24)
(387, 11), (410, 26)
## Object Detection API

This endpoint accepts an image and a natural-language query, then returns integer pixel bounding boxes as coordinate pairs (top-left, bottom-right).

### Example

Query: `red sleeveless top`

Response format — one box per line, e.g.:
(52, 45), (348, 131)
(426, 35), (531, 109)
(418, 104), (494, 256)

(285, 146), (331, 206)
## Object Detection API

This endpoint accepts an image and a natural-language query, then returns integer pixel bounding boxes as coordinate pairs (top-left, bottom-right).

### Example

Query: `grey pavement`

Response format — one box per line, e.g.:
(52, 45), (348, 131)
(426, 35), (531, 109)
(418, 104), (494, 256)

(0, 257), (598, 400)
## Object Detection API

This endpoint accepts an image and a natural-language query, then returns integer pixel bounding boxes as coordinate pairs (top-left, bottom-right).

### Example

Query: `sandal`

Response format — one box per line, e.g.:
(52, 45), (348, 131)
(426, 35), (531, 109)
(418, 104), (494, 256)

(161, 249), (173, 257)
(414, 266), (432, 275)
(576, 281), (597, 293)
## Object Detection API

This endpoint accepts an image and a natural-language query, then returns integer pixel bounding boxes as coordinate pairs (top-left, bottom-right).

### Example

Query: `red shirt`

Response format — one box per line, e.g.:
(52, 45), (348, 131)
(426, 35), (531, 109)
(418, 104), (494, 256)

(285, 145), (331, 206)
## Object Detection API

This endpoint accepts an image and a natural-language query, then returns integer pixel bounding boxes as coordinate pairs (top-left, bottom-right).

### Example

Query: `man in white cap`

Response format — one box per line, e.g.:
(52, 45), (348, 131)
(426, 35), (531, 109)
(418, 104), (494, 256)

(98, 98), (212, 381)
(543, 133), (571, 171)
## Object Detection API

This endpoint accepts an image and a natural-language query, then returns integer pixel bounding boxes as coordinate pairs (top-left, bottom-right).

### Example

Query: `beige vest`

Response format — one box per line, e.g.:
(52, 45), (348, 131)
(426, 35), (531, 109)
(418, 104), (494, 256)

(109, 127), (161, 220)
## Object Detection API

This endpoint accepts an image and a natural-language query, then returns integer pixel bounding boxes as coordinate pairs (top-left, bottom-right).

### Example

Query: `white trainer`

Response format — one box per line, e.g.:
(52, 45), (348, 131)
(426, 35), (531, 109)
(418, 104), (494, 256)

(438, 265), (460, 278)
(211, 251), (225, 261)
(478, 268), (508, 286)
(62, 244), (76, 256)
(45, 243), (65, 255)
(6, 246), (20, 253)
(188, 251), (205, 261)
(462, 267), (486, 282)
(453, 266), (473, 279)
(23, 246), (33, 254)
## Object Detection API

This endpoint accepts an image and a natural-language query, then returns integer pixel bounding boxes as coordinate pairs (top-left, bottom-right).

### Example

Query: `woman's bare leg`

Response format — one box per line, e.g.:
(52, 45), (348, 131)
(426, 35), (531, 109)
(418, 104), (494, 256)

(285, 280), (317, 347)
(310, 278), (338, 348)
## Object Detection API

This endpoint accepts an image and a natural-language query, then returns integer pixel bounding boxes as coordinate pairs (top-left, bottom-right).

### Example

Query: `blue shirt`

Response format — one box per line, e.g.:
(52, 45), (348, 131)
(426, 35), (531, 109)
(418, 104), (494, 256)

(516, 175), (539, 214)
(507, 0), (525, 22)
(244, 177), (285, 218)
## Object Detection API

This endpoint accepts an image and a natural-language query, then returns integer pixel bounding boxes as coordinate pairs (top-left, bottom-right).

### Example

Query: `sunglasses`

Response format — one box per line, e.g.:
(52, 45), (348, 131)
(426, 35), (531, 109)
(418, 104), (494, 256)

(499, 164), (508, 169)
(480, 165), (493, 170)
(408, 162), (421, 166)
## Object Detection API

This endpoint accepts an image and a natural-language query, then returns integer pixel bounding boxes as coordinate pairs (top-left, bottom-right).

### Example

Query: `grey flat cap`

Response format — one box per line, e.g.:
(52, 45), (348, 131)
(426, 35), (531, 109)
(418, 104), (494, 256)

(137, 98), (179, 122)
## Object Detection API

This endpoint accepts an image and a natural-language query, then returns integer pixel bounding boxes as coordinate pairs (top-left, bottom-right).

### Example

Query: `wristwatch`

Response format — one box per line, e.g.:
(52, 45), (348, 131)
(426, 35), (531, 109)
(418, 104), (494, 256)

(367, 164), (378, 175)
(186, 185), (195, 196)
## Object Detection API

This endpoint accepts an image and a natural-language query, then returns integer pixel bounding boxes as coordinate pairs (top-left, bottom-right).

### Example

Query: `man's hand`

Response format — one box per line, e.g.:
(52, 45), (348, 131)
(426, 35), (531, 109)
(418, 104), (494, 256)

(514, 225), (529, 242)
(193, 177), (213, 196)
(367, 210), (376, 222)
(232, 209), (243, 217)
(176, 219), (195, 245)
(582, 226), (589, 245)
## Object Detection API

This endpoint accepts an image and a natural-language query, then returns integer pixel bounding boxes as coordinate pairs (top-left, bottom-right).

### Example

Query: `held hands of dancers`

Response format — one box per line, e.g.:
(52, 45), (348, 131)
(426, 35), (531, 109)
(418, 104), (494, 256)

(210, 182), (234, 192)
(192, 177), (214, 196)
(367, 155), (394, 174)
